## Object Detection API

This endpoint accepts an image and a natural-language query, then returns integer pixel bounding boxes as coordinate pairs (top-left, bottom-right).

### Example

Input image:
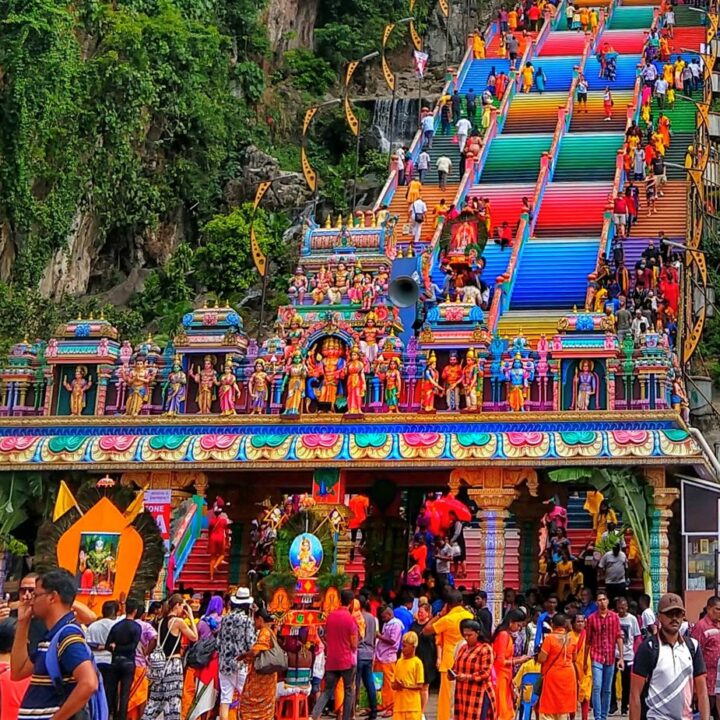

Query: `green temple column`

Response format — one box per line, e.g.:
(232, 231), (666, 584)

(645, 468), (679, 600)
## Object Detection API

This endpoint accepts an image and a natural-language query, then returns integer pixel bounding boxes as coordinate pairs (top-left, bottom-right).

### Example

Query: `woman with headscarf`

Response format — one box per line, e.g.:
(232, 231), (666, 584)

(410, 603), (437, 716)
(492, 610), (527, 720)
(186, 595), (224, 720)
(453, 619), (497, 720)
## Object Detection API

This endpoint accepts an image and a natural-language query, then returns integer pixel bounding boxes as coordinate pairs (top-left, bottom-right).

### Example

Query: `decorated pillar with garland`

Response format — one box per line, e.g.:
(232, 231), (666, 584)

(645, 467), (679, 599)
(449, 468), (538, 624)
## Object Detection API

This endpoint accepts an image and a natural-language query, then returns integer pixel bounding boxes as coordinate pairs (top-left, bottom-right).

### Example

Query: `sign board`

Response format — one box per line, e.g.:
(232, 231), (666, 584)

(144, 489), (172, 540)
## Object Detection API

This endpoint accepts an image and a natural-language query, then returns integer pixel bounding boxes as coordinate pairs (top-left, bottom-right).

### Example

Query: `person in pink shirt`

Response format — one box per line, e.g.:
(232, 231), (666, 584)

(311, 589), (359, 720)
(0, 619), (31, 720)
(691, 597), (720, 718)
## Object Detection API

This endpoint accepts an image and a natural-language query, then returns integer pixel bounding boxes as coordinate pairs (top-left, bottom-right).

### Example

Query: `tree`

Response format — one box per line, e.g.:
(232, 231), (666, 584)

(548, 467), (655, 599)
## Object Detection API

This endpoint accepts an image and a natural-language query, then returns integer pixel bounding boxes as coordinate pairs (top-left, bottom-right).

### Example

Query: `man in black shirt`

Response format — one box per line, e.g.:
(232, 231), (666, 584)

(473, 591), (493, 636)
(106, 598), (142, 720)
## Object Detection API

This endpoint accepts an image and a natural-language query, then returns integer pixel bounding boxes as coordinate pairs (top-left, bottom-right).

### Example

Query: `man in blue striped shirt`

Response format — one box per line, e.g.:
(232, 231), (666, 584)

(11, 568), (97, 720)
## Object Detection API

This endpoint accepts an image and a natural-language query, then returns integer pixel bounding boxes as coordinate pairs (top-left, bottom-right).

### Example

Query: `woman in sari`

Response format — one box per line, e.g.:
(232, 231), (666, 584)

(571, 614), (592, 720)
(492, 609), (527, 720)
(538, 613), (578, 719)
(239, 608), (277, 720)
(453, 619), (496, 720)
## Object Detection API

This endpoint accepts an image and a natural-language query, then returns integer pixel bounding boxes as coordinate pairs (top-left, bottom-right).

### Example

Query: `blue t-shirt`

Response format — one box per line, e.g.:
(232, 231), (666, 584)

(394, 606), (414, 634)
(20, 612), (93, 720)
(581, 601), (599, 618)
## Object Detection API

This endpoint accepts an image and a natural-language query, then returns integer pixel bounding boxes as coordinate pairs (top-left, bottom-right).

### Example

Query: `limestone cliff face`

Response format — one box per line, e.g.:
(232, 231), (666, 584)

(266, 0), (319, 53)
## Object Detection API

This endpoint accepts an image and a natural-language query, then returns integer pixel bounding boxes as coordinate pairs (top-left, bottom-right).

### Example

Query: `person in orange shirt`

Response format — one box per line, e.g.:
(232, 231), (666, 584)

(493, 609), (529, 720)
(348, 494), (370, 560)
(538, 613), (578, 719)
(423, 590), (473, 720)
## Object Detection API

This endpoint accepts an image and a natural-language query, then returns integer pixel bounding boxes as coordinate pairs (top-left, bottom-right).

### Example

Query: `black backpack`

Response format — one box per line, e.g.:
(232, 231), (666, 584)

(185, 636), (217, 669)
(641, 634), (698, 682)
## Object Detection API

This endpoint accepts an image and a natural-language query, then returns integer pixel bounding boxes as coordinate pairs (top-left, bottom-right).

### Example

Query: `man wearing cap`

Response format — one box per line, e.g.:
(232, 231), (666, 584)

(630, 593), (710, 720)
(217, 588), (256, 720)
(692, 596), (720, 720)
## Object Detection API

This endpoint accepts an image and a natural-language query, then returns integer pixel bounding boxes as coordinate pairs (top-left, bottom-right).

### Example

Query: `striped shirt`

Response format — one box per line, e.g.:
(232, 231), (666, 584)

(19, 612), (93, 720)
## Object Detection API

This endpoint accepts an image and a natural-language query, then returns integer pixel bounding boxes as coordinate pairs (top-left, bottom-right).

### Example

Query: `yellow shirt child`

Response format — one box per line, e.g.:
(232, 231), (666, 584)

(393, 632), (425, 720)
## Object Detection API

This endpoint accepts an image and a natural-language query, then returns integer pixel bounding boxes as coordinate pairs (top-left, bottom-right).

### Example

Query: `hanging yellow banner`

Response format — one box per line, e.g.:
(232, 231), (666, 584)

(345, 60), (360, 88)
(344, 95), (359, 136)
(383, 23), (395, 47)
(250, 181), (270, 277)
(301, 146), (317, 193)
(439, 0), (449, 16)
(410, 21), (423, 51)
(409, 0), (415, 11)
(382, 55), (396, 92)
(303, 106), (319, 137)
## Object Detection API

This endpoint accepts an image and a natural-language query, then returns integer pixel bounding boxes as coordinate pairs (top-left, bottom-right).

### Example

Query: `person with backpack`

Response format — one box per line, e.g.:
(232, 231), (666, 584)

(410, 198), (427, 245)
(630, 593), (710, 720)
(11, 568), (102, 720)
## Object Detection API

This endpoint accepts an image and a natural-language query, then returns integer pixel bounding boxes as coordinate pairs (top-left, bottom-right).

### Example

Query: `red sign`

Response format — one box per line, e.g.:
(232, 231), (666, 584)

(144, 489), (171, 540)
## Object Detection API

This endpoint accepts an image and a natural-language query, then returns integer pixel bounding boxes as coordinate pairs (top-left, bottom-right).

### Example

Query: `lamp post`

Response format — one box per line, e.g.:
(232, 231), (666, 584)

(345, 51), (380, 212)
(382, 18), (415, 163)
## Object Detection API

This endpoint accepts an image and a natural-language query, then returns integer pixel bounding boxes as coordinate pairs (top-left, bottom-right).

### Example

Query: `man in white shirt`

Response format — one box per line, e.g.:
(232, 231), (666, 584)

(639, 593), (657, 637)
(456, 117), (472, 154)
(85, 600), (119, 680)
(654, 77), (668, 109)
(410, 198), (427, 244)
(421, 114), (435, 149)
(417, 150), (431, 183)
(436, 156), (453, 191)
(664, 8), (675, 36)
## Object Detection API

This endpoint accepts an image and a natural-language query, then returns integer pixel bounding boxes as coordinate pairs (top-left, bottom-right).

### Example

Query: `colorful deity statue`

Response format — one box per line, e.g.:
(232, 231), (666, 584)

(361, 273), (376, 311)
(420, 352), (442, 413)
(504, 353), (529, 412)
(334, 262), (350, 294)
(190, 355), (217, 414)
(249, 359), (270, 414)
(63, 366), (92, 416)
(163, 356), (187, 415)
(360, 313), (383, 364)
(461, 349), (480, 411)
(315, 337), (346, 411)
(441, 352), (463, 411)
(217, 362), (240, 416)
(376, 264), (390, 294)
(348, 271), (364, 304)
(121, 358), (155, 416)
(383, 357), (402, 412)
(283, 314), (305, 361)
(283, 352), (307, 416)
(344, 347), (366, 416)
(288, 266), (309, 304)
(572, 360), (598, 411)
(670, 370), (689, 420)
(311, 279), (329, 305)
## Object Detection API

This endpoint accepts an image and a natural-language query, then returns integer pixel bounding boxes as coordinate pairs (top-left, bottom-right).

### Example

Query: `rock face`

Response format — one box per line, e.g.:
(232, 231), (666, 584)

(0, 222), (16, 283)
(225, 145), (313, 212)
(38, 210), (99, 300)
(266, 0), (319, 53)
(143, 207), (185, 265)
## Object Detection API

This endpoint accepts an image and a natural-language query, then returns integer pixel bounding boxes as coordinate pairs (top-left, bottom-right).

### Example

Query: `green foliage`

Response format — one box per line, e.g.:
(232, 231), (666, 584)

(195, 204), (295, 304)
(281, 49), (336, 94)
(0, 474), (52, 557)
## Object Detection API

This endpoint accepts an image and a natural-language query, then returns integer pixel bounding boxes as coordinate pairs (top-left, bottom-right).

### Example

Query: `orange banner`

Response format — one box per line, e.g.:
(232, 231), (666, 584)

(345, 60), (360, 88)
(251, 182), (270, 277)
(382, 55), (396, 92)
(301, 146), (317, 193)
(410, 21), (423, 51)
(439, 0), (449, 16)
(303, 106), (319, 136)
(383, 23), (395, 47)
(344, 95), (359, 136)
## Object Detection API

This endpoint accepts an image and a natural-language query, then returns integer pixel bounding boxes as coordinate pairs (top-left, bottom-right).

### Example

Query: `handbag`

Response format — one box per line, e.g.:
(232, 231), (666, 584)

(254, 631), (288, 675)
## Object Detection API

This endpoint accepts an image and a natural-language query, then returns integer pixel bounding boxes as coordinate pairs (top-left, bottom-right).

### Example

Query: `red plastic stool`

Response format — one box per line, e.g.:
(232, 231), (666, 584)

(276, 693), (309, 720)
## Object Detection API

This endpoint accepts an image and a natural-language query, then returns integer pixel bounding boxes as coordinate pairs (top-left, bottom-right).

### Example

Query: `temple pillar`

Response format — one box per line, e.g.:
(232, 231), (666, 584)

(512, 500), (545, 591)
(450, 468), (538, 623)
(644, 467), (679, 600)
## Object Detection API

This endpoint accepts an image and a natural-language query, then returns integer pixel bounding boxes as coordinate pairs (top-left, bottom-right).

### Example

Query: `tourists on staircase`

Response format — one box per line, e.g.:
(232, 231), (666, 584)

(410, 198), (427, 245)
(456, 116), (472, 155)
(528, 2), (541, 32)
(506, 33), (519, 69)
(654, 75), (668, 110)
(577, 73), (589, 112)
(612, 194), (627, 237)
(651, 153), (666, 196)
(440, 100), (452, 135)
(566, 3), (574, 30)
(495, 70), (508, 99)
(417, 149), (430, 183)
(436, 156), (452, 192)
(406, 177), (422, 212)
(683, 63), (694, 98)
(465, 88), (477, 126)
(603, 87), (613, 121)
(421, 113), (435, 149)
(472, 29), (486, 59)
(522, 62), (534, 93)
(451, 90), (461, 121)
(535, 66), (547, 94)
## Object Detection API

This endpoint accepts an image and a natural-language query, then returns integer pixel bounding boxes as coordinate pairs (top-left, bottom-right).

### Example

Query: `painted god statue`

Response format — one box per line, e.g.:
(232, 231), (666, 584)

(283, 352), (307, 416)
(288, 266), (309, 304)
(382, 358), (402, 412)
(344, 347), (366, 416)
(420, 352), (442, 413)
(283, 314), (305, 361)
(121, 358), (155, 416)
(441, 352), (463, 411)
(163, 357), (187, 415)
(190, 355), (217, 414)
(461, 348), (480, 411)
(63, 366), (92, 416)
(249, 359), (270, 414)
(315, 337), (346, 411)
(504, 354), (528, 412)
(217, 362), (240, 416)
(572, 360), (598, 411)
(360, 313), (383, 364)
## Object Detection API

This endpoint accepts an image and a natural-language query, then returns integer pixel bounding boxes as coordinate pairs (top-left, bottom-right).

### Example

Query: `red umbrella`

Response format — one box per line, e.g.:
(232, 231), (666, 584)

(435, 494), (472, 523)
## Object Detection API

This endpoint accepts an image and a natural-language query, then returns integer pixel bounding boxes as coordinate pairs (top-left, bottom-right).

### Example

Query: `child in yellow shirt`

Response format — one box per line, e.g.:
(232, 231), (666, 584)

(513, 655), (542, 704)
(393, 632), (425, 720)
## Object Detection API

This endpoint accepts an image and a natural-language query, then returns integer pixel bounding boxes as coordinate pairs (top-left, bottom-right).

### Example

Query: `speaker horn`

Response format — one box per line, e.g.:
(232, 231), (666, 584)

(389, 272), (420, 308)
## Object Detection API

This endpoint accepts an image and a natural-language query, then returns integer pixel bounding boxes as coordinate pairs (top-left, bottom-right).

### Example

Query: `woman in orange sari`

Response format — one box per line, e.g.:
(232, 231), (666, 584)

(538, 613), (578, 720)
(571, 614), (592, 720)
(492, 610), (527, 720)
(239, 609), (278, 720)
